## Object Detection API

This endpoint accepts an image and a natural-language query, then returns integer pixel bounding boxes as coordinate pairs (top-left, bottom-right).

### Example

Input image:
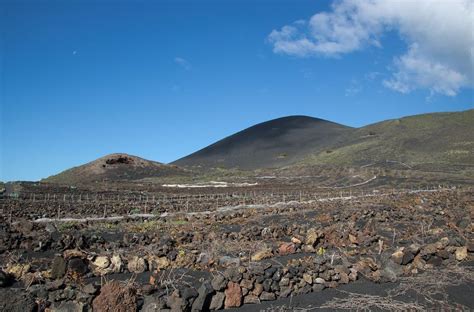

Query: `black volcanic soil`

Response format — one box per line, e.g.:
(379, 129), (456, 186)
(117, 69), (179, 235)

(0, 181), (472, 311)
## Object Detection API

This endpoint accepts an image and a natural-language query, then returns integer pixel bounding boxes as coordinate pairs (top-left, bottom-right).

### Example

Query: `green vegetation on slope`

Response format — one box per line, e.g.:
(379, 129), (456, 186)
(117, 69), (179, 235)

(301, 109), (474, 167)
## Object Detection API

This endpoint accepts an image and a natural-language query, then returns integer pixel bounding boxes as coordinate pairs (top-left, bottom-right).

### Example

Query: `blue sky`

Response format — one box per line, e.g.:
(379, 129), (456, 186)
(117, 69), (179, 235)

(1, 0), (473, 181)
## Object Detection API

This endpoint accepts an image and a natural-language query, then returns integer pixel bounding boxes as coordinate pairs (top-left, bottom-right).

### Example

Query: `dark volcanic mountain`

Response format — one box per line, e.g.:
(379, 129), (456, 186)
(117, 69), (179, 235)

(173, 116), (353, 169)
(44, 153), (187, 184)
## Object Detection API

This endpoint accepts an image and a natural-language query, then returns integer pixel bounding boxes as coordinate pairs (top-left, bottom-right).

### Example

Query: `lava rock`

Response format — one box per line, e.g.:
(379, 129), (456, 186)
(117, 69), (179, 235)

(260, 291), (276, 301)
(224, 267), (242, 283)
(67, 258), (88, 275)
(92, 256), (111, 275)
(278, 242), (296, 255)
(127, 256), (147, 273)
(224, 282), (242, 308)
(306, 228), (322, 247)
(92, 281), (137, 312)
(209, 292), (225, 310)
(401, 252), (415, 265)
(181, 287), (198, 301)
(191, 281), (214, 311)
(51, 256), (67, 279)
(391, 249), (404, 265)
(211, 274), (227, 291)
(240, 279), (254, 290)
(455, 247), (468, 261)
(166, 289), (187, 311)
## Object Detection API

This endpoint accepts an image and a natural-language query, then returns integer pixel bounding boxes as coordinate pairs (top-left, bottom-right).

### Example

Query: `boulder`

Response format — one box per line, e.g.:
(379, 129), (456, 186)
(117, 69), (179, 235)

(349, 268), (358, 281)
(339, 272), (349, 284)
(305, 228), (319, 246)
(291, 237), (302, 245)
(67, 258), (88, 276)
(314, 277), (325, 284)
(209, 292), (225, 310)
(259, 291), (276, 301)
(278, 243), (296, 255)
(110, 254), (123, 273)
(240, 279), (254, 290)
(224, 267), (242, 283)
(436, 237), (450, 249)
(191, 281), (214, 311)
(455, 247), (468, 261)
(150, 256), (170, 270)
(127, 256), (147, 273)
(391, 249), (404, 265)
(92, 281), (136, 312)
(181, 287), (198, 301)
(211, 274), (227, 291)
(92, 256), (111, 275)
(436, 249), (450, 259)
(302, 273), (313, 285)
(166, 289), (187, 311)
(401, 251), (415, 265)
(280, 287), (292, 297)
(427, 256), (443, 267)
(243, 294), (259, 304)
(224, 282), (242, 308)
(252, 283), (263, 296)
(51, 256), (67, 279)
(380, 261), (402, 283)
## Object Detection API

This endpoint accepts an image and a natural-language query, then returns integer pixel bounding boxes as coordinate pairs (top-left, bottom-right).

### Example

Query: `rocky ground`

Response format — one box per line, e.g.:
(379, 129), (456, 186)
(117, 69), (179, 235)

(0, 183), (473, 311)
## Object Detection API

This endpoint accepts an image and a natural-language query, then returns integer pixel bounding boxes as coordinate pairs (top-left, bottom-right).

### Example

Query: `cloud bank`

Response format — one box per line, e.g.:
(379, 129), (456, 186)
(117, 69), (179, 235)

(268, 0), (474, 96)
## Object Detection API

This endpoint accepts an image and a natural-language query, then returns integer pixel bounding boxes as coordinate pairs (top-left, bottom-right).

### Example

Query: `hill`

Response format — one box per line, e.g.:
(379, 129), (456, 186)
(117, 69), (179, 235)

(44, 153), (187, 185)
(172, 116), (352, 169)
(298, 109), (474, 168)
(173, 110), (474, 170)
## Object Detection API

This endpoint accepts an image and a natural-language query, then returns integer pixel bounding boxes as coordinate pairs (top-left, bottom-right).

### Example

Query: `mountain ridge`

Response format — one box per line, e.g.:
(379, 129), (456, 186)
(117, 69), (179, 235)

(43, 109), (474, 184)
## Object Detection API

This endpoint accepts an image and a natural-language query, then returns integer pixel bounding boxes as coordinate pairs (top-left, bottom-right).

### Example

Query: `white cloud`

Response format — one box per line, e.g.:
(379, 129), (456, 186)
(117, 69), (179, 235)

(174, 57), (191, 70)
(267, 0), (474, 96)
